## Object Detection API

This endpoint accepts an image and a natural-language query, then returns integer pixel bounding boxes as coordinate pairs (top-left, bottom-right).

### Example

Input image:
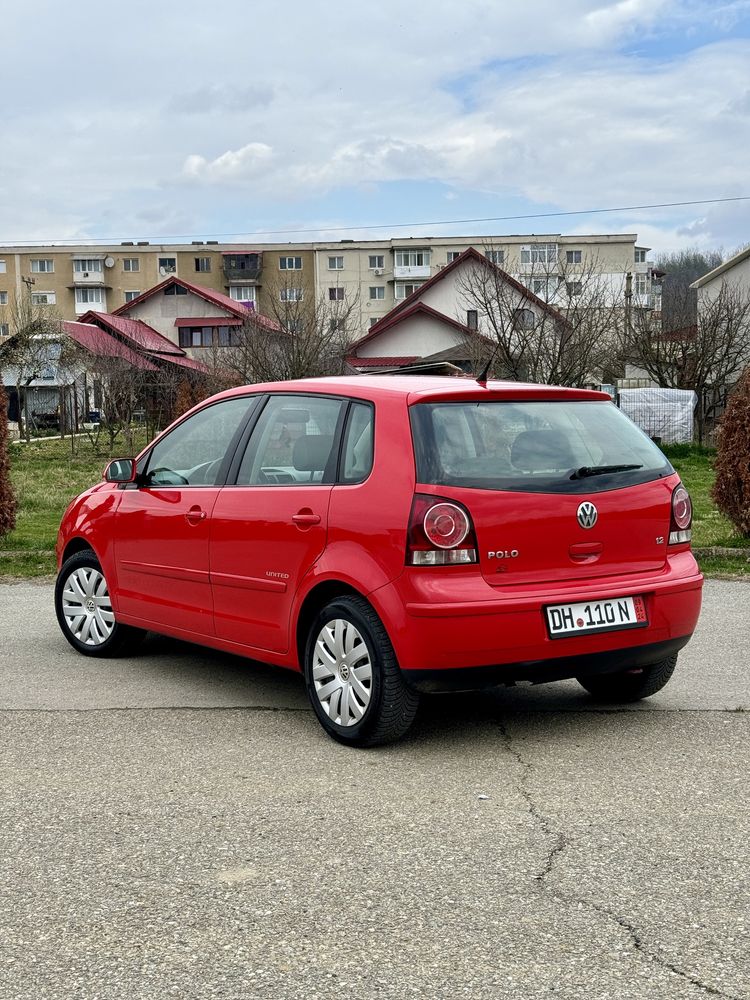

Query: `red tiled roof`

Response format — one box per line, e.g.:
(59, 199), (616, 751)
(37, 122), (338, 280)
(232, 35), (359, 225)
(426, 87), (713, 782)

(113, 276), (281, 331)
(351, 248), (568, 352)
(161, 354), (210, 372)
(78, 311), (184, 356)
(174, 316), (242, 327)
(63, 321), (160, 371)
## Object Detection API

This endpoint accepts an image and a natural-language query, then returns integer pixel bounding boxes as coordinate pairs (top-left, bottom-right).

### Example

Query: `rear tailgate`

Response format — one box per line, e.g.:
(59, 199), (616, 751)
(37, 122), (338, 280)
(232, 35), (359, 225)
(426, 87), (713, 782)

(434, 476), (677, 587)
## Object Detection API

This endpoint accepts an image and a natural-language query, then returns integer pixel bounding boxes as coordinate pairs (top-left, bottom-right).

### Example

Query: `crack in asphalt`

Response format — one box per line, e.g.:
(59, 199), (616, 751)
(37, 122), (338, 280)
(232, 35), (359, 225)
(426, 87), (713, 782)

(497, 719), (746, 1000)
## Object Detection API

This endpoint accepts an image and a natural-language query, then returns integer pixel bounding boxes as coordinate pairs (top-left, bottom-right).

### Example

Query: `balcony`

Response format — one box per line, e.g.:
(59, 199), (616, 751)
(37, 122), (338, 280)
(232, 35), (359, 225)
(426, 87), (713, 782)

(71, 260), (107, 286)
(223, 252), (262, 282)
(393, 264), (430, 279)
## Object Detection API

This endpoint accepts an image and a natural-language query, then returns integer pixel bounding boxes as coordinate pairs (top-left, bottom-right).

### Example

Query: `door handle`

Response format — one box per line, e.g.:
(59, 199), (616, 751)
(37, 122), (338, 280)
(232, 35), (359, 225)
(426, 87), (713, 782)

(185, 506), (207, 525)
(292, 511), (321, 526)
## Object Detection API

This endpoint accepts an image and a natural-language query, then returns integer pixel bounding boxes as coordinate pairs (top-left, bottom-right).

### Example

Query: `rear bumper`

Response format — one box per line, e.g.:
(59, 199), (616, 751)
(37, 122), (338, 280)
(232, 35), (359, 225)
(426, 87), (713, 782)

(370, 550), (703, 687)
(402, 636), (691, 692)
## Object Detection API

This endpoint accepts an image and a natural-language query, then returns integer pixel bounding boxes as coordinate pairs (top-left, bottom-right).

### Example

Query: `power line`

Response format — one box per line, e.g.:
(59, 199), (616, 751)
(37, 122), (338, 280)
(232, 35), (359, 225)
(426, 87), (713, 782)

(3, 195), (748, 246)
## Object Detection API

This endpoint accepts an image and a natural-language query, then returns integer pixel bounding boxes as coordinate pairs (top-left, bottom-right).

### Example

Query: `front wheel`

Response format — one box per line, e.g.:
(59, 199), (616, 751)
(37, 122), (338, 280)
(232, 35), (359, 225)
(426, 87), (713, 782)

(577, 654), (678, 702)
(55, 551), (145, 657)
(303, 595), (420, 747)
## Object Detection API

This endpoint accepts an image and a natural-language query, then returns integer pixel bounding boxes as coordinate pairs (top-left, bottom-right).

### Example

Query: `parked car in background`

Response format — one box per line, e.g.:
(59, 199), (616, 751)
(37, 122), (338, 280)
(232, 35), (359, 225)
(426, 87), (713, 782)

(55, 376), (703, 746)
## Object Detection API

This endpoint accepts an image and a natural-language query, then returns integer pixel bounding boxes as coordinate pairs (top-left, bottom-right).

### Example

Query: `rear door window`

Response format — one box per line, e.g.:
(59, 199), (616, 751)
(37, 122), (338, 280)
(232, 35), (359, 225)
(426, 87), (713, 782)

(410, 400), (672, 494)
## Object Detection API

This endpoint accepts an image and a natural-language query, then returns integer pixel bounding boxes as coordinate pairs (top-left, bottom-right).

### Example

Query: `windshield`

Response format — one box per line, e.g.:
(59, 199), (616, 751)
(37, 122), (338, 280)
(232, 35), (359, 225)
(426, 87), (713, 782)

(410, 399), (673, 494)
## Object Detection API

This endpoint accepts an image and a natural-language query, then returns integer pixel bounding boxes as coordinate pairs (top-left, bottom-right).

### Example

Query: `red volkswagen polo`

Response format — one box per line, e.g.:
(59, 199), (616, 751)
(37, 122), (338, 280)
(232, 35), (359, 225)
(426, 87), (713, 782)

(55, 376), (703, 745)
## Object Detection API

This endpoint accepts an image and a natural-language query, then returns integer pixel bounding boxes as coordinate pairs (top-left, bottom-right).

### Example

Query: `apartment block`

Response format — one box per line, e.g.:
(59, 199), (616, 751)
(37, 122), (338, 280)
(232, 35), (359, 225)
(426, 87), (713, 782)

(0, 233), (657, 344)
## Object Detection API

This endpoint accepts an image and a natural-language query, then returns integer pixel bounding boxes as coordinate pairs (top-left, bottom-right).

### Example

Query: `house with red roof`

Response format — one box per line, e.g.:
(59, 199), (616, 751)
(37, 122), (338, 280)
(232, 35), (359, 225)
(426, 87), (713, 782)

(112, 276), (280, 355)
(348, 248), (568, 373)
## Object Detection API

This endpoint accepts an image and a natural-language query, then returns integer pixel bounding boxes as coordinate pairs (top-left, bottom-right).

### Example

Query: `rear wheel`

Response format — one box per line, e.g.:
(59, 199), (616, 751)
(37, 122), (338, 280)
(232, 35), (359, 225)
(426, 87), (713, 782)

(303, 595), (420, 747)
(577, 654), (678, 702)
(55, 551), (145, 657)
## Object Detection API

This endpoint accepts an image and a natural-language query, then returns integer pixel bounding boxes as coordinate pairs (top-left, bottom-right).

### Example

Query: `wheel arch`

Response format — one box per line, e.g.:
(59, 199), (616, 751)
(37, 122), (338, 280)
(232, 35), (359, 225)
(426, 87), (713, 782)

(61, 537), (96, 564)
(295, 580), (370, 670)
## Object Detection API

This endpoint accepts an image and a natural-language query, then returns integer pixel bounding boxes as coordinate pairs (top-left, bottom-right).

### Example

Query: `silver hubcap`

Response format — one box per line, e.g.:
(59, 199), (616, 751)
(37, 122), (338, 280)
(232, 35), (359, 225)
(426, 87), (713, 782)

(312, 619), (373, 727)
(61, 567), (115, 646)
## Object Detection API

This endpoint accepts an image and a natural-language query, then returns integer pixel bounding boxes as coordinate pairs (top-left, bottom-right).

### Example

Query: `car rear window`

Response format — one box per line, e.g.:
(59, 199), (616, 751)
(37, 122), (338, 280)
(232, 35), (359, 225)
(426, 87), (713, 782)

(410, 400), (673, 494)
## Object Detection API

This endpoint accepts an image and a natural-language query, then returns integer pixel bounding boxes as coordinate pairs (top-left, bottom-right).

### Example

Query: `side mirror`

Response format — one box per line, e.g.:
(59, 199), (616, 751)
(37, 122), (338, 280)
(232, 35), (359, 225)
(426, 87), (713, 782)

(104, 458), (137, 483)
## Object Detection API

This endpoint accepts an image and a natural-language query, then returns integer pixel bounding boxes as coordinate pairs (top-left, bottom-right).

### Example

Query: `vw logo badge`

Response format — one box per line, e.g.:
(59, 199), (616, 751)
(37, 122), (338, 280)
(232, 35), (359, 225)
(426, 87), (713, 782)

(577, 501), (598, 529)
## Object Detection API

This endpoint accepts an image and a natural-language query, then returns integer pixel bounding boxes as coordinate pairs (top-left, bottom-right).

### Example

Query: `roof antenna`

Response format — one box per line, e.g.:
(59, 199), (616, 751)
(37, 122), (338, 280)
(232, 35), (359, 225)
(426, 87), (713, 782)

(475, 340), (501, 387)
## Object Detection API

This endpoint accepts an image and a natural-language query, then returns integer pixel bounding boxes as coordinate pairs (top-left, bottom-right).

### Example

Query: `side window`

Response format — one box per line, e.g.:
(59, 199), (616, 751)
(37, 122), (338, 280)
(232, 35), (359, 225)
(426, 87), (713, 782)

(237, 395), (344, 485)
(341, 402), (374, 484)
(144, 397), (253, 487)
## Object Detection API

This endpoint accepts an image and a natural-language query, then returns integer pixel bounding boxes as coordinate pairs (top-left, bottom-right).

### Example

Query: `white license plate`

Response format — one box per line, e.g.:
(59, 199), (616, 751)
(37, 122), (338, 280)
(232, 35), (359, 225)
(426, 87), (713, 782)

(545, 595), (648, 638)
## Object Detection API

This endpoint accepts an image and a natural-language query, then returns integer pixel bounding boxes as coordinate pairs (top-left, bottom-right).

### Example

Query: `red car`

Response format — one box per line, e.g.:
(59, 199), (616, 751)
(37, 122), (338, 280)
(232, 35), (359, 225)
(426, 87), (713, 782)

(55, 376), (703, 746)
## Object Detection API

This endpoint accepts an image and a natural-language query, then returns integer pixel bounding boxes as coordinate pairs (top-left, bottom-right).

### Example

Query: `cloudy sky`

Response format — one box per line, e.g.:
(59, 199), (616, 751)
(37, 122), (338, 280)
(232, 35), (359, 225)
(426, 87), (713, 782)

(1, 0), (749, 254)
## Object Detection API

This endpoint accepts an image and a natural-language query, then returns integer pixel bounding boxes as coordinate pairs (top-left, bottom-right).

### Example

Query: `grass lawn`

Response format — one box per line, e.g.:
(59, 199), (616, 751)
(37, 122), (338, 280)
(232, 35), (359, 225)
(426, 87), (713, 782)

(0, 433), (148, 578)
(1, 436), (747, 580)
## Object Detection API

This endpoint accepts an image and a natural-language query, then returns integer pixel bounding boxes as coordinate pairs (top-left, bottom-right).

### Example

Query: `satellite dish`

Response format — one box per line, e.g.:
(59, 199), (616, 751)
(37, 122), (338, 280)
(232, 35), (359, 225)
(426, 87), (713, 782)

(159, 266), (167, 276)
(104, 256), (115, 268)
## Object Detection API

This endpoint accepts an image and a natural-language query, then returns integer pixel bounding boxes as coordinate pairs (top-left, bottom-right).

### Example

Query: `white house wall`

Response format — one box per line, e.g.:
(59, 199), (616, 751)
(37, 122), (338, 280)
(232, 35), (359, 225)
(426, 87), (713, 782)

(356, 315), (466, 357)
(124, 291), (232, 342)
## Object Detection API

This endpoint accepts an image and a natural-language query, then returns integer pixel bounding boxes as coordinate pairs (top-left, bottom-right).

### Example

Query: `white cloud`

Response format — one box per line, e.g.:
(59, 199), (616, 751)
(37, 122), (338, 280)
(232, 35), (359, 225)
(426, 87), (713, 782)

(182, 144), (274, 183)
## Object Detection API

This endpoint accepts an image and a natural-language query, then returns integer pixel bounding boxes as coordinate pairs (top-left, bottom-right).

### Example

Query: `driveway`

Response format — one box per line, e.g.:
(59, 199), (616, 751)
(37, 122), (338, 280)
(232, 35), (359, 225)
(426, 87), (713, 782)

(0, 579), (748, 999)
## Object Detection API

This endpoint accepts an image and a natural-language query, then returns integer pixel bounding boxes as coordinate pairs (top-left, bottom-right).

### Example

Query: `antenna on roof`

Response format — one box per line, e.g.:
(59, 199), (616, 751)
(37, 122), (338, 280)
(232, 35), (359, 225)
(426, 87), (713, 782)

(475, 339), (502, 387)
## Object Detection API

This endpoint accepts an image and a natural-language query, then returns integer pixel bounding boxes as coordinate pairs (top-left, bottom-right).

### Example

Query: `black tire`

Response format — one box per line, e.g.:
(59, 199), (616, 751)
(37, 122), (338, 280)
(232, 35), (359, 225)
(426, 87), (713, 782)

(55, 551), (145, 657)
(577, 654), (678, 702)
(303, 595), (420, 747)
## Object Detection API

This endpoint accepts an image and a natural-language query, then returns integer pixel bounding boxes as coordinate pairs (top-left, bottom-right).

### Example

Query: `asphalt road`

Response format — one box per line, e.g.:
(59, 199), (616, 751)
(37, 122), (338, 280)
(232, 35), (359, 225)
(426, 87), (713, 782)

(0, 579), (748, 1000)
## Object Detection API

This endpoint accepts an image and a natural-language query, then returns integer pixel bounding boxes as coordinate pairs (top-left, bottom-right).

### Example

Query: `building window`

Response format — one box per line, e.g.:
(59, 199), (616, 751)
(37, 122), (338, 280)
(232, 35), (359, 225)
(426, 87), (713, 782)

(514, 308), (536, 330)
(394, 250), (430, 267)
(447, 251), (461, 263)
(195, 257), (211, 272)
(279, 256), (302, 270)
(164, 284), (188, 296)
(566, 250), (582, 264)
(0, 323), (8, 337)
(123, 258), (140, 272)
(520, 244), (557, 266)
(394, 281), (424, 300)
(74, 288), (102, 305)
(566, 281), (583, 296)
(531, 277), (558, 298)
(635, 248), (647, 263)
(484, 250), (504, 265)
(73, 258), (103, 273)
(0, 291), (7, 305)
(369, 317), (380, 327)
(0, 261), (6, 274)
(31, 291), (56, 305)
(31, 259), (54, 273)
(369, 286), (385, 300)
(328, 256), (344, 270)
(329, 287), (345, 301)
(124, 290), (141, 302)
(368, 255), (384, 269)
(280, 287), (304, 302)
(158, 257), (177, 273)
(634, 274), (648, 295)
(466, 310), (478, 330)
(329, 318), (345, 333)
(230, 286), (256, 303)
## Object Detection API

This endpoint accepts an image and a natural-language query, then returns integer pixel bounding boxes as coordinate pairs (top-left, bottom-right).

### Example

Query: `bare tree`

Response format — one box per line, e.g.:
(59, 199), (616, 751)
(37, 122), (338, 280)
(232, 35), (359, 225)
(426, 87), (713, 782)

(456, 248), (625, 385)
(0, 292), (63, 441)
(627, 280), (750, 442)
(217, 276), (360, 384)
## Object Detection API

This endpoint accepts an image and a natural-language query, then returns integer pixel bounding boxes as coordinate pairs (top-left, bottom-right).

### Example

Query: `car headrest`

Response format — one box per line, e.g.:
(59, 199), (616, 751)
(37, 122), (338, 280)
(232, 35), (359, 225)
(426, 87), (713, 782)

(510, 430), (575, 473)
(292, 434), (335, 473)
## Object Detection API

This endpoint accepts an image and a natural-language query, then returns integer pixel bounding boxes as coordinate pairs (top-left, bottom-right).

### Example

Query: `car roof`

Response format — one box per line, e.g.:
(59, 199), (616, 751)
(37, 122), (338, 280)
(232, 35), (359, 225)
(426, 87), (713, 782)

(216, 375), (611, 405)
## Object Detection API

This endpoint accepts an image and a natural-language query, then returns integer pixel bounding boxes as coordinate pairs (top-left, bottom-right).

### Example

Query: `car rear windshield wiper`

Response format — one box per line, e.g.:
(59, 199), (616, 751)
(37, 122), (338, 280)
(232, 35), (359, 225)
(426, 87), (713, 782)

(571, 464), (643, 480)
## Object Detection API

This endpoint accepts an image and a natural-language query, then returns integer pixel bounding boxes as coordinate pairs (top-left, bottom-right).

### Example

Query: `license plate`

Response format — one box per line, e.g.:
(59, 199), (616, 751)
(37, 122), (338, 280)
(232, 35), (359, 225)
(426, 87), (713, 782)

(545, 595), (648, 638)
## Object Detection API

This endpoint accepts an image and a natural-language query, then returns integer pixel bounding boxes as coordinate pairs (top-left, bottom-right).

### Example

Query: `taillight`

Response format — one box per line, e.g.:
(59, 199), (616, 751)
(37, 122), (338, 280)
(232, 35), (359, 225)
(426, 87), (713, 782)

(406, 494), (478, 565)
(669, 483), (692, 545)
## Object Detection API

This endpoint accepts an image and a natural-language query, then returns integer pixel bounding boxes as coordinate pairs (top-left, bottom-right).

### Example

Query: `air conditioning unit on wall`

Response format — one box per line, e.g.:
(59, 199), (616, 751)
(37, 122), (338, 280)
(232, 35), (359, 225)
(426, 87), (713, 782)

(373, 268), (384, 276)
